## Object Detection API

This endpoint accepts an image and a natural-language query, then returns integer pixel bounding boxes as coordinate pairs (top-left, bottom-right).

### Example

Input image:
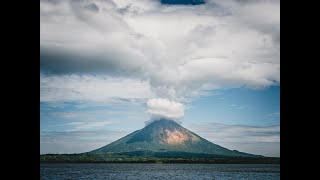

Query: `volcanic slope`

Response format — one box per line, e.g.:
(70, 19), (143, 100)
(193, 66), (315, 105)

(89, 119), (259, 158)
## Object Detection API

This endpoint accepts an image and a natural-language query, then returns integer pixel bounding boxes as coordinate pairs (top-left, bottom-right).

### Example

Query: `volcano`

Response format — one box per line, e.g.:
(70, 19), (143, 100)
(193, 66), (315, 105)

(89, 119), (259, 158)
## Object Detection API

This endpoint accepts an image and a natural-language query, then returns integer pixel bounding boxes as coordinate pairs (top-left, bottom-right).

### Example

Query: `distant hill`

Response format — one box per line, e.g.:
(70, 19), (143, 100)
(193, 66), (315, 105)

(89, 119), (261, 158)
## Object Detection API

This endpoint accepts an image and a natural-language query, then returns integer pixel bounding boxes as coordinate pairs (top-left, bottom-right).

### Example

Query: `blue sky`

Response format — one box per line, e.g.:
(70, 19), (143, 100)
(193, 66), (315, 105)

(40, 0), (280, 157)
(184, 86), (280, 126)
(40, 85), (279, 156)
(41, 86), (279, 130)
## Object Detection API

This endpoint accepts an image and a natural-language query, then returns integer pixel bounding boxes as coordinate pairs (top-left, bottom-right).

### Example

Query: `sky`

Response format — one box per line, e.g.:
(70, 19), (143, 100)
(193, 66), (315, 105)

(40, 0), (280, 157)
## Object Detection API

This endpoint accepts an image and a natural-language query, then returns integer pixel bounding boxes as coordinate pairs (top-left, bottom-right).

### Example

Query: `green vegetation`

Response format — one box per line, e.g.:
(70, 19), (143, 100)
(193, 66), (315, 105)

(40, 153), (279, 164)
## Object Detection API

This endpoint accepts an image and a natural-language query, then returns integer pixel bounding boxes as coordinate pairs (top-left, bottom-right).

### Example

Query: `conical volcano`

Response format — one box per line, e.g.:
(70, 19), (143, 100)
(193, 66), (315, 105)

(89, 119), (259, 158)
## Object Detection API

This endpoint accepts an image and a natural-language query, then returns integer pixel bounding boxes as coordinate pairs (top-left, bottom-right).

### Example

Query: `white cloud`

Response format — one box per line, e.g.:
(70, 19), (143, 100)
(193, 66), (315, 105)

(147, 98), (185, 120)
(48, 118), (118, 131)
(40, 1), (280, 157)
(40, 73), (154, 103)
(65, 121), (115, 130)
(50, 110), (137, 119)
(40, 0), (280, 101)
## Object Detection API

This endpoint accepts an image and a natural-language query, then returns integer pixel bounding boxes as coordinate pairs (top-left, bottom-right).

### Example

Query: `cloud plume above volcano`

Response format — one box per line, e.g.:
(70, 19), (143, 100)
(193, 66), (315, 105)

(40, 0), (280, 156)
(147, 98), (185, 120)
(40, 0), (280, 102)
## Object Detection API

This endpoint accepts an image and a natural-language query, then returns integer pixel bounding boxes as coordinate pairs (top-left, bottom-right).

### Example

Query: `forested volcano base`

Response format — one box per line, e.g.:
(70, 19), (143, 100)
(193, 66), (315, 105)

(40, 152), (279, 164)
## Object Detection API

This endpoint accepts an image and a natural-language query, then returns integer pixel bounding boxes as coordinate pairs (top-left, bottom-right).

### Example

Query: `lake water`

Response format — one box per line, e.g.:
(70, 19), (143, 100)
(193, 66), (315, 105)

(40, 163), (280, 180)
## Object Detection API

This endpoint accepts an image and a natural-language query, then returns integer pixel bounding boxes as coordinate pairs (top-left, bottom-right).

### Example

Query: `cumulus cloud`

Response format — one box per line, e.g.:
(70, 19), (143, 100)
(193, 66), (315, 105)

(147, 98), (185, 120)
(40, 0), (280, 101)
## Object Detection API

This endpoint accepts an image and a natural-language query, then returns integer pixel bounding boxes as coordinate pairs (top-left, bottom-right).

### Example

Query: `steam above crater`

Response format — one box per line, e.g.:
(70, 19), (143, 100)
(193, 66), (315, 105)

(147, 98), (185, 121)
